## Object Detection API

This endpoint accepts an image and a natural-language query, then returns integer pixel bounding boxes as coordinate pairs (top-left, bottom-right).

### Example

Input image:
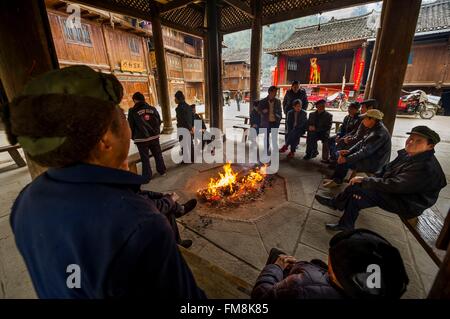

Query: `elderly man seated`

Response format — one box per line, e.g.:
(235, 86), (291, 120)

(316, 126), (447, 232)
(251, 229), (409, 299)
(323, 109), (391, 188)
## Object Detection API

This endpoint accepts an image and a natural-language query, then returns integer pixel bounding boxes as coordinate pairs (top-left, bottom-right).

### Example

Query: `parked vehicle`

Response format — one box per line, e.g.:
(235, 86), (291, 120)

(307, 91), (349, 111)
(398, 90), (437, 119)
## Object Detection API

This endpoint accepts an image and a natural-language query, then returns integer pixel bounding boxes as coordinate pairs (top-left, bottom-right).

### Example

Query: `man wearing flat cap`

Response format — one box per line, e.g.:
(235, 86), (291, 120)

(316, 125), (447, 231)
(323, 109), (391, 188)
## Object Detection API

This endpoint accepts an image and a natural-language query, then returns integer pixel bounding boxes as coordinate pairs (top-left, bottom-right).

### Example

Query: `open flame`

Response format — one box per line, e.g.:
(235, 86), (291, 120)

(197, 163), (268, 205)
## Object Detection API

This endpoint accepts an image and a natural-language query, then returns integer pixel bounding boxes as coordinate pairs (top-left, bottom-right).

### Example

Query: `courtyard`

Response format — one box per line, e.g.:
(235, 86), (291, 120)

(1, 103), (449, 299)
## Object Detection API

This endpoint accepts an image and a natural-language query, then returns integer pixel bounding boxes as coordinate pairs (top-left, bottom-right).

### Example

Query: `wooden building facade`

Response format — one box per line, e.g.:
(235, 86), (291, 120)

(45, 0), (205, 110)
(269, 0), (450, 96)
(222, 48), (251, 98)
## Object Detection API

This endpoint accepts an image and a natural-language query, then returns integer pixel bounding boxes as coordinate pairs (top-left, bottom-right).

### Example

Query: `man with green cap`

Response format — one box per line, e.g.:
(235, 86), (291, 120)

(316, 125), (447, 231)
(1, 66), (205, 298)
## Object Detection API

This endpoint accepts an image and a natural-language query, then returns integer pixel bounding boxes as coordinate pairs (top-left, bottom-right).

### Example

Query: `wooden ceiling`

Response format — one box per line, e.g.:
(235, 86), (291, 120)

(70, 0), (377, 37)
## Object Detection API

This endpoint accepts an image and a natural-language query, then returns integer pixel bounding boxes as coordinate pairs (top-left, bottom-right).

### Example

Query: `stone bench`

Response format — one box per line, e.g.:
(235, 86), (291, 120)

(0, 144), (26, 168)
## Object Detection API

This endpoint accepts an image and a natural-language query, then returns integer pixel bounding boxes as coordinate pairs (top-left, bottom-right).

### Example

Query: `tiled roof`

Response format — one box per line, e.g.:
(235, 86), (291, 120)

(269, 0), (450, 53)
(416, 0), (450, 33)
(267, 12), (376, 53)
(222, 48), (251, 64)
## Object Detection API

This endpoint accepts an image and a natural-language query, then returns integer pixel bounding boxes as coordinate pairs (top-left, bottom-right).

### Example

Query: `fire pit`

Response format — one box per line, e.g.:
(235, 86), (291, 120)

(197, 163), (273, 207)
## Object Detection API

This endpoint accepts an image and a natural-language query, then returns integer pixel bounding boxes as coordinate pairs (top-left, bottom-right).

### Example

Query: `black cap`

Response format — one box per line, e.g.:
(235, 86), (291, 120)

(268, 86), (278, 93)
(292, 99), (302, 106)
(329, 229), (409, 299)
(361, 99), (378, 108)
(316, 99), (326, 106)
(348, 101), (361, 110)
(407, 126), (441, 144)
(291, 80), (299, 85)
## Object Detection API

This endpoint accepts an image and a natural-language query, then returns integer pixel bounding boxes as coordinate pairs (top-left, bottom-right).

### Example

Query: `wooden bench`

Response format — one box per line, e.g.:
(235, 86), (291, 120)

(0, 144), (26, 168)
(179, 246), (253, 298)
(401, 208), (447, 266)
(127, 139), (178, 174)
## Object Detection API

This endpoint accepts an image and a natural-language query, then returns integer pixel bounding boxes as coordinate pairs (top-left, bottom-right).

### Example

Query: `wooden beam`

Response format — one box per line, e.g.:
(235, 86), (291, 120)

(150, 3), (173, 134)
(0, 0), (59, 179)
(159, 0), (195, 13)
(160, 18), (206, 38)
(428, 243), (450, 298)
(222, 0), (377, 34)
(250, 0), (262, 104)
(370, 0), (421, 134)
(71, 0), (152, 22)
(223, 0), (254, 18)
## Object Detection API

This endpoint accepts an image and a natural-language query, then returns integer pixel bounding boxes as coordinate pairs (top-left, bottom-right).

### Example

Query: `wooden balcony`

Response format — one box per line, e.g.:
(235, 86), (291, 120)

(163, 36), (202, 57)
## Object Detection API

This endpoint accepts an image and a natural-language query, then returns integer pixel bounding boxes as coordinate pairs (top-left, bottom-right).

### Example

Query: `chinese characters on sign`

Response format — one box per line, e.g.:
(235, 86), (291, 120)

(353, 47), (365, 91)
(120, 60), (145, 73)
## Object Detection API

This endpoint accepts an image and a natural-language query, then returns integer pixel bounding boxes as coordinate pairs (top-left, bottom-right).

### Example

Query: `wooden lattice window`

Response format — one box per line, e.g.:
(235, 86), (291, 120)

(129, 37), (140, 55)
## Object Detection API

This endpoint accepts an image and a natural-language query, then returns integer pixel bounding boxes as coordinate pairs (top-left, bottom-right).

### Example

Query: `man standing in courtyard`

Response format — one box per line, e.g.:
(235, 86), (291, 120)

(258, 86), (282, 154)
(128, 92), (166, 182)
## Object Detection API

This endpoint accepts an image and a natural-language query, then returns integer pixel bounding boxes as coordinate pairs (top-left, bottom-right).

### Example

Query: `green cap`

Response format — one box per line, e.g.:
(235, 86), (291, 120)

(407, 126), (440, 145)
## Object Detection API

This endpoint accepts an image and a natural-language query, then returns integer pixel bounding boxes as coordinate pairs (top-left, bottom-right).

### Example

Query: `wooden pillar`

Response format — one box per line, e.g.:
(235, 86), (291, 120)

(203, 36), (210, 123)
(365, 1), (387, 100)
(250, 0), (263, 104)
(150, 3), (173, 133)
(0, 0), (59, 179)
(205, 0), (222, 130)
(428, 245), (450, 298)
(370, 0), (421, 134)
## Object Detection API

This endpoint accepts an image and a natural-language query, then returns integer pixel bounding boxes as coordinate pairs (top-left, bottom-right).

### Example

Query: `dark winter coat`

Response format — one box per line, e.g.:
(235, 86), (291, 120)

(258, 96), (282, 128)
(307, 110), (333, 136)
(346, 121), (391, 174)
(127, 101), (162, 143)
(283, 88), (308, 113)
(176, 101), (194, 131)
(10, 163), (205, 299)
(252, 260), (346, 299)
(286, 109), (308, 133)
(361, 149), (447, 218)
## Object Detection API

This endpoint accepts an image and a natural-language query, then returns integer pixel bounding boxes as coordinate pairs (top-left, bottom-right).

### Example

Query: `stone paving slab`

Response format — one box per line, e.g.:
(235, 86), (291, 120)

(255, 202), (309, 256)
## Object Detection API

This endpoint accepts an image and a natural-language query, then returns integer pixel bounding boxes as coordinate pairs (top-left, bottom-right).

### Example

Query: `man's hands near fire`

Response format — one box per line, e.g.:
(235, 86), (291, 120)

(275, 255), (297, 271)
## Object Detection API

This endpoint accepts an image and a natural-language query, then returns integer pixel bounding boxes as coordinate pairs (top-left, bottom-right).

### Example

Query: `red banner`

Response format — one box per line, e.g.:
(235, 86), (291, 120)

(272, 66), (278, 86)
(353, 47), (365, 91)
(278, 55), (287, 86)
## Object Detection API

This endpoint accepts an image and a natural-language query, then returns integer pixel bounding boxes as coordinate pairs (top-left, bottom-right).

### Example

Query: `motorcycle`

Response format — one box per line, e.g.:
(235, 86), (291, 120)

(398, 90), (437, 119)
(307, 91), (349, 112)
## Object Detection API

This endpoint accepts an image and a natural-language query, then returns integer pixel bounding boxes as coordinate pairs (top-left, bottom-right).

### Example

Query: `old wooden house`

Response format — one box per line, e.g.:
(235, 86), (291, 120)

(45, 0), (205, 109)
(268, 0), (450, 96)
(222, 48), (251, 99)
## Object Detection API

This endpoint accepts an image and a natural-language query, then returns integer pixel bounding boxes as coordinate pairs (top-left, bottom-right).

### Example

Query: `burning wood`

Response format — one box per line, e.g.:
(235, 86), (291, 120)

(197, 163), (272, 206)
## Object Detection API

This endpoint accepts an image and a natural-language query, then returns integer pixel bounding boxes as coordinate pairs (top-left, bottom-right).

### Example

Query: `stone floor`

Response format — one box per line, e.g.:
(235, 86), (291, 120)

(1, 104), (449, 299)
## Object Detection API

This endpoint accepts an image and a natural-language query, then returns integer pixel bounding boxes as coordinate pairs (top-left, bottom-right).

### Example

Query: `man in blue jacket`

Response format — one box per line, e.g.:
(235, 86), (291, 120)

(3, 66), (205, 299)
